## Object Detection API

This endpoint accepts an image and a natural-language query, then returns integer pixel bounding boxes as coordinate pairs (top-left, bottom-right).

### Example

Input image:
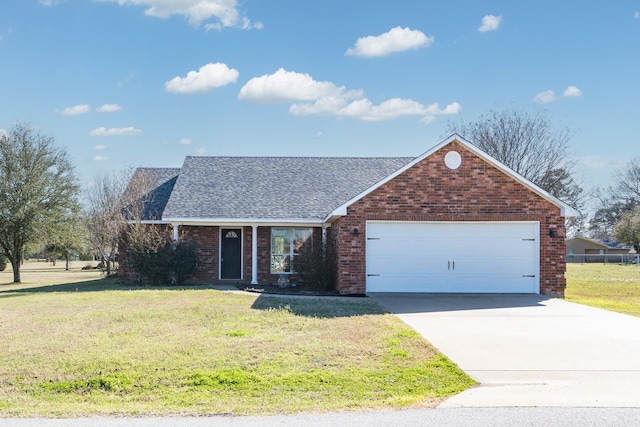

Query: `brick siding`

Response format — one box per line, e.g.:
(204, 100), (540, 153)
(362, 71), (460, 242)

(119, 141), (568, 295)
(332, 141), (567, 296)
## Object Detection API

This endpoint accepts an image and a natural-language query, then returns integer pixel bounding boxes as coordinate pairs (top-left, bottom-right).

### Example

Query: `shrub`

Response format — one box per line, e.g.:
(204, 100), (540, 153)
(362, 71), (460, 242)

(130, 243), (173, 285)
(172, 240), (199, 285)
(127, 239), (198, 286)
(0, 254), (6, 272)
(294, 232), (337, 292)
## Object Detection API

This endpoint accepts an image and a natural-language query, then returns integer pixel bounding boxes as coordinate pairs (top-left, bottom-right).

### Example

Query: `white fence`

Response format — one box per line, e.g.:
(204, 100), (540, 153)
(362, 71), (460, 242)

(566, 254), (640, 264)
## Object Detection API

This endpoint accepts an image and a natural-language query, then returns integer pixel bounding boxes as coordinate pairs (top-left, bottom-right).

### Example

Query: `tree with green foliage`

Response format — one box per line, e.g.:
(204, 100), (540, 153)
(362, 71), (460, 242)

(613, 206), (640, 253)
(44, 208), (86, 270)
(0, 123), (79, 282)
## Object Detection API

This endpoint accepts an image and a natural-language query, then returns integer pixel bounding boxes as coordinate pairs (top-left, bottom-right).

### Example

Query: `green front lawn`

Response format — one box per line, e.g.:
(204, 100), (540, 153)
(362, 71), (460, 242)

(0, 262), (474, 417)
(565, 263), (640, 317)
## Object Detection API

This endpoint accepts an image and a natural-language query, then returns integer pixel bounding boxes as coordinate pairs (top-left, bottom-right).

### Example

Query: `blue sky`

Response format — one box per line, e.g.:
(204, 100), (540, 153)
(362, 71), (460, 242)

(1, 0), (639, 196)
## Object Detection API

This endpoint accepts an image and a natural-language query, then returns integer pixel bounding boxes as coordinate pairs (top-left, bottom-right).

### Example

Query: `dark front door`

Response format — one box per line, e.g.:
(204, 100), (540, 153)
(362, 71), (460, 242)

(221, 229), (242, 280)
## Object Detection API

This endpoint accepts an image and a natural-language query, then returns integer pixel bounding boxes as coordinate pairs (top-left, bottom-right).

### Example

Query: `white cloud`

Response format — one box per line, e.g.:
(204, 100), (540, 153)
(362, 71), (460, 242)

(89, 126), (142, 136)
(563, 85), (582, 98)
(39, 0), (66, 6)
(478, 15), (502, 32)
(179, 138), (192, 145)
(96, 103), (122, 112)
(165, 62), (239, 94)
(93, 155), (108, 161)
(195, 147), (206, 155)
(104, 0), (258, 29)
(57, 104), (91, 116)
(533, 90), (556, 104)
(205, 16), (263, 31)
(293, 98), (461, 122)
(534, 86), (582, 103)
(239, 68), (460, 122)
(345, 26), (434, 58)
(94, 144), (107, 150)
(634, 11), (640, 19)
(315, 131), (323, 138)
(238, 68), (361, 104)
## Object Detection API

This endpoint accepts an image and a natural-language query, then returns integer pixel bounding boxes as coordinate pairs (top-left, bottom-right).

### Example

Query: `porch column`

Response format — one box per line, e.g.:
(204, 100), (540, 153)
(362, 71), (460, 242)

(173, 224), (179, 242)
(251, 225), (258, 284)
(322, 225), (327, 251)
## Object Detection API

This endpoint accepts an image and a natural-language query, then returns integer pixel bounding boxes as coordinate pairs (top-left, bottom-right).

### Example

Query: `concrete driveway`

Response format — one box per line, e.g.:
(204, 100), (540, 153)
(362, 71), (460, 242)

(369, 294), (640, 408)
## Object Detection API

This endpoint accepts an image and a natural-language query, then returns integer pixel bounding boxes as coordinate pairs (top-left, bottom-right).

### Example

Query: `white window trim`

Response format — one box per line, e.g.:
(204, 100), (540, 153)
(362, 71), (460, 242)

(270, 227), (312, 275)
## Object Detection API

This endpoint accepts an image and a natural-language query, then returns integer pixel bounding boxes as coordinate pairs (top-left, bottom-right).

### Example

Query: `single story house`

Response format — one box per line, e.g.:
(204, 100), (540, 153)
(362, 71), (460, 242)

(567, 236), (633, 256)
(566, 236), (635, 263)
(118, 134), (578, 295)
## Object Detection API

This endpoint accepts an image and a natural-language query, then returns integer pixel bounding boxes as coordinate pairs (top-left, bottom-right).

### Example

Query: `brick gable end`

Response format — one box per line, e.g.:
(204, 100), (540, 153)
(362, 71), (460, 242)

(332, 141), (567, 295)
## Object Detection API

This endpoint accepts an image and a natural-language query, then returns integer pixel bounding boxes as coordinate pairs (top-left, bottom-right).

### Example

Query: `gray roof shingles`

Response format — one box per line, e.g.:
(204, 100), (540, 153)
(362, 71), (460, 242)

(125, 167), (181, 221)
(162, 156), (412, 221)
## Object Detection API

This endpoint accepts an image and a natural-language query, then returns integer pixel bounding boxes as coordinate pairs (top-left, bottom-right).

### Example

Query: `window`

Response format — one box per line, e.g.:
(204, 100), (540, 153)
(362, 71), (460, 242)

(271, 228), (312, 274)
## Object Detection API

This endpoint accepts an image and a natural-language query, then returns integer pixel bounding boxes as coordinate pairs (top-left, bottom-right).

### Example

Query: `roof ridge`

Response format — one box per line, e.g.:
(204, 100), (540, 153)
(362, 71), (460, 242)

(184, 155), (414, 160)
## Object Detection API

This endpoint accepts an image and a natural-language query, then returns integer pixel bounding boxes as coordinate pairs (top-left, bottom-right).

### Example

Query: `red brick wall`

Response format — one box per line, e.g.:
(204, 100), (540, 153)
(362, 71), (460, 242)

(332, 141), (567, 296)
(180, 225), (219, 282)
(175, 225), (322, 285)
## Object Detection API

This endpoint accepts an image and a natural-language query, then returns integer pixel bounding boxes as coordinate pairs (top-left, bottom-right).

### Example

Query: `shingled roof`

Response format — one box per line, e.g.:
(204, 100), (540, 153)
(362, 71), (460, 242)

(124, 167), (180, 221)
(161, 156), (412, 222)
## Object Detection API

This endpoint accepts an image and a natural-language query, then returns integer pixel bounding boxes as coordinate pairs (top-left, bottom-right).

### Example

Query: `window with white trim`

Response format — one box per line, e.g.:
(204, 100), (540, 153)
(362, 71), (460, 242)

(271, 228), (312, 274)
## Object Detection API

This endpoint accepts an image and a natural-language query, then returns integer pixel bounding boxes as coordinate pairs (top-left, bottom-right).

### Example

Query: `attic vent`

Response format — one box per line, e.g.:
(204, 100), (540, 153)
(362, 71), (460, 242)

(444, 151), (462, 170)
(225, 231), (239, 238)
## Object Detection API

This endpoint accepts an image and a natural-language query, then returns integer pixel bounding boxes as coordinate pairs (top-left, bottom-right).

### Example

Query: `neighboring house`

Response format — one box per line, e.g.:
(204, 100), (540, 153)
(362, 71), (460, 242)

(118, 134), (578, 296)
(567, 236), (633, 256)
(566, 236), (634, 263)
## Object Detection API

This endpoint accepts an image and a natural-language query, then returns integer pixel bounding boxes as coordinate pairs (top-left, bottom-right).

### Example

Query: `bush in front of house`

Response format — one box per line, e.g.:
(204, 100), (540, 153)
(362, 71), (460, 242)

(128, 240), (199, 286)
(130, 243), (173, 285)
(0, 254), (7, 272)
(294, 232), (337, 293)
(171, 241), (199, 285)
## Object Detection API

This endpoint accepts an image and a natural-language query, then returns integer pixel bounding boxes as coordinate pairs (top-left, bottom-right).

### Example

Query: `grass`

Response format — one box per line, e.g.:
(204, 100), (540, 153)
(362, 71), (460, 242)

(565, 262), (640, 317)
(0, 261), (474, 417)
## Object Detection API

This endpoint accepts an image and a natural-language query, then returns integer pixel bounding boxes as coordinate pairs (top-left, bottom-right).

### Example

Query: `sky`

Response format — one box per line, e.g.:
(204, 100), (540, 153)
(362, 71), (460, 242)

(1, 0), (639, 201)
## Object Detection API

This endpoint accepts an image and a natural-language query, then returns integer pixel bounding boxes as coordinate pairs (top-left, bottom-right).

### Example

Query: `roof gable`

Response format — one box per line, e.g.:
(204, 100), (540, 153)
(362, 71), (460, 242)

(122, 167), (180, 221)
(325, 134), (579, 220)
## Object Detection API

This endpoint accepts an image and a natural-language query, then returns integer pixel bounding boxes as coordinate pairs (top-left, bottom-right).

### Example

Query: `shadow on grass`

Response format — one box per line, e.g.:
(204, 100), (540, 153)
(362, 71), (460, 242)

(250, 293), (385, 319)
(0, 276), (131, 296)
(0, 276), (244, 297)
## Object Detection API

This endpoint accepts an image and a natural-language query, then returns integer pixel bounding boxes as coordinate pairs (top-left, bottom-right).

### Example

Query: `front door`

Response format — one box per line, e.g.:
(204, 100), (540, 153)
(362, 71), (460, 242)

(220, 228), (242, 280)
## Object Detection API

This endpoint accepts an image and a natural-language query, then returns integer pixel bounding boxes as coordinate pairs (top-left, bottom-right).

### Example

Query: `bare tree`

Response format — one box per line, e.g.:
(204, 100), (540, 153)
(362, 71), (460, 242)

(613, 157), (640, 204)
(0, 123), (79, 282)
(446, 108), (585, 230)
(588, 158), (640, 239)
(85, 168), (170, 278)
(119, 168), (177, 284)
(85, 171), (130, 276)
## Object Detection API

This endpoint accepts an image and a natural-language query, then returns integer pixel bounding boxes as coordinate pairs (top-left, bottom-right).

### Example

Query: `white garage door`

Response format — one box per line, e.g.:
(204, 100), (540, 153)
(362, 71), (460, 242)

(366, 221), (539, 293)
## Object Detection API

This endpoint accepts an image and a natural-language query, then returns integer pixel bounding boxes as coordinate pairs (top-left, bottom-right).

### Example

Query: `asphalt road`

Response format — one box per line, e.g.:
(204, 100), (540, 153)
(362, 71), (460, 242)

(3, 408), (640, 427)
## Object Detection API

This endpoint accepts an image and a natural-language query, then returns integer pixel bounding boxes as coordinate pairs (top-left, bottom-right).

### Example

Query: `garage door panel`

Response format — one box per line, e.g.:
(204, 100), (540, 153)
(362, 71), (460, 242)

(366, 221), (539, 294)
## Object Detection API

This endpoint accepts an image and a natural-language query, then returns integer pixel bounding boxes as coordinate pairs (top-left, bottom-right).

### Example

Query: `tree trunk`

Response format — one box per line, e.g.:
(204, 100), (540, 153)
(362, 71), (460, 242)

(65, 254), (70, 271)
(11, 257), (21, 283)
